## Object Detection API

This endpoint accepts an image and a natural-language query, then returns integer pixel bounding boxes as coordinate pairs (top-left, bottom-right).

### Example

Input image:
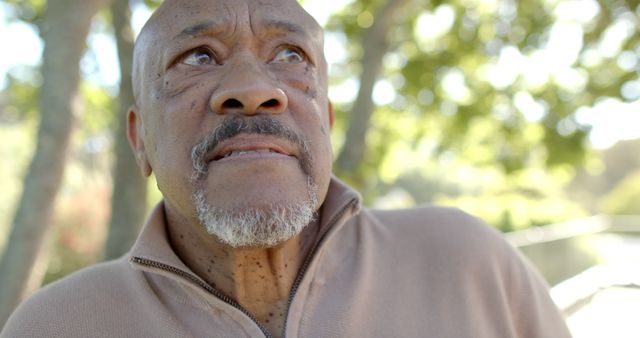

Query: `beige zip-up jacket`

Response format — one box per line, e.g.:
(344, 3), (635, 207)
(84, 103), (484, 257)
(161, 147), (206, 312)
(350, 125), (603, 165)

(2, 178), (571, 337)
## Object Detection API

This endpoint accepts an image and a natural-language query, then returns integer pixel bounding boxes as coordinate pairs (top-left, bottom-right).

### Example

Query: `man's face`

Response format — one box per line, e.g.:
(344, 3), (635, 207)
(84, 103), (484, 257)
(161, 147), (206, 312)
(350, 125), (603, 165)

(129, 0), (333, 246)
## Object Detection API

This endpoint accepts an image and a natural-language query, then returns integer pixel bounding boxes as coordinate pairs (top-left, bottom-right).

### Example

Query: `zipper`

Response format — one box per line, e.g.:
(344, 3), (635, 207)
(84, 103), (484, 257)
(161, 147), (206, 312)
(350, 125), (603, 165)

(131, 197), (358, 338)
(280, 198), (358, 337)
(130, 256), (274, 338)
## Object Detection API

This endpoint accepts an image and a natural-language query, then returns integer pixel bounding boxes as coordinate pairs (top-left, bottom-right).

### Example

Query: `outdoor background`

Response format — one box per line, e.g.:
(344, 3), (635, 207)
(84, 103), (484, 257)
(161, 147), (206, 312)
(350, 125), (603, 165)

(0, 0), (639, 333)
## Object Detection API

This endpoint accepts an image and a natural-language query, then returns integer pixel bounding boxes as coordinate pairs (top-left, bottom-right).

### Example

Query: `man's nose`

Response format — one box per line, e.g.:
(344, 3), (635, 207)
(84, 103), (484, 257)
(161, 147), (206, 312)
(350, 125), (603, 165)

(209, 62), (288, 115)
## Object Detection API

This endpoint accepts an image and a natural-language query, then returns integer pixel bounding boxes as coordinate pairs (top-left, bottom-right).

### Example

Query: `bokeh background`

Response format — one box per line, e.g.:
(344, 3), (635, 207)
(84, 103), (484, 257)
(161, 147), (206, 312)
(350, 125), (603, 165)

(1, 0), (639, 335)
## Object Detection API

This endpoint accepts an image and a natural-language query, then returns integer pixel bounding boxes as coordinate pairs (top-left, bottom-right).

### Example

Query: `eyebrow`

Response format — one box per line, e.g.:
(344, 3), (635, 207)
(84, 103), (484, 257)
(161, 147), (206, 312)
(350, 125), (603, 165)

(174, 20), (221, 40)
(260, 20), (306, 36)
(174, 19), (307, 41)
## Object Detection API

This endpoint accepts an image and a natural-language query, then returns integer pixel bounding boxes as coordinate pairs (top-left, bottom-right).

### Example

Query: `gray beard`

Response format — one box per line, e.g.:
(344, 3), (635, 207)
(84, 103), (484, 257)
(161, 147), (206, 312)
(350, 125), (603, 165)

(193, 176), (318, 248)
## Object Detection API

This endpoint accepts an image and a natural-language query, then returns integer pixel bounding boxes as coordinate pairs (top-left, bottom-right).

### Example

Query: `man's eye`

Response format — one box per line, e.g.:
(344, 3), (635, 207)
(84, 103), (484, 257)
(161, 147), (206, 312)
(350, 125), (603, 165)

(271, 47), (305, 64)
(181, 48), (216, 66)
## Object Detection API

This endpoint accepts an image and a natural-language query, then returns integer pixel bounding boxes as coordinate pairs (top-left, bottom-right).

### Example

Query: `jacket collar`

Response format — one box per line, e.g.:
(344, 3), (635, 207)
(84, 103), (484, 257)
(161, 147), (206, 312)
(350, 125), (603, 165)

(129, 176), (361, 272)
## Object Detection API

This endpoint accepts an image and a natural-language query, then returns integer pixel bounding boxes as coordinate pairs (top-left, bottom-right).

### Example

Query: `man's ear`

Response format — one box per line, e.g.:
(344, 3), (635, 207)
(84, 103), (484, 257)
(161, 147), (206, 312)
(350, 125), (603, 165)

(328, 101), (335, 129)
(127, 105), (152, 177)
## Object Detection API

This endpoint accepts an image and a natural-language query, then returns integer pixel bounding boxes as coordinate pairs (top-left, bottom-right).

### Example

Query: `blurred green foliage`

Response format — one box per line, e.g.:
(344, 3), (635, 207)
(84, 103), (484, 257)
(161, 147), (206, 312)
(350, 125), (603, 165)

(324, 0), (639, 229)
(0, 74), (40, 121)
(2, 0), (46, 25)
(601, 171), (640, 215)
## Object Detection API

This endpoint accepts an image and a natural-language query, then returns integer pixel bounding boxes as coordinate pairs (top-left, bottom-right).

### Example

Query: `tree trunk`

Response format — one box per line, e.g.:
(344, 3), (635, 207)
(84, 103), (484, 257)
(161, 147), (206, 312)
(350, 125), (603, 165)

(0, 0), (108, 326)
(103, 0), (147, 261)
(335, 0), (412, 175)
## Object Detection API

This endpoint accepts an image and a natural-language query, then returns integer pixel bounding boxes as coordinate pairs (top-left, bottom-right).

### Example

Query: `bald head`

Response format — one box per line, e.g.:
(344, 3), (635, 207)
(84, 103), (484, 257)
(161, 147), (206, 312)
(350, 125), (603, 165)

(131, 0), (327, 108)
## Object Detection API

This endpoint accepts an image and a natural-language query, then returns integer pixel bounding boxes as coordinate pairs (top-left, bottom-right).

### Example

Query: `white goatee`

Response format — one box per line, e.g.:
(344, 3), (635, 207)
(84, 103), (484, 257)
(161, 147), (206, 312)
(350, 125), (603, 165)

(194, 176), (318, 248)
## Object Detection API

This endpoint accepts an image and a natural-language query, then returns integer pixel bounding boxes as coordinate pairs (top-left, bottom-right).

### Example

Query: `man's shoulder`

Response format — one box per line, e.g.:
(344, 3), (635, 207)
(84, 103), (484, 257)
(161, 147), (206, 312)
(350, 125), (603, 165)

(365, 205), (505, 247)
(1, 256), (138, 337)
(346, 207), (569, 337)
(30, 255), (132, 300)
(356, 205), (522, 269)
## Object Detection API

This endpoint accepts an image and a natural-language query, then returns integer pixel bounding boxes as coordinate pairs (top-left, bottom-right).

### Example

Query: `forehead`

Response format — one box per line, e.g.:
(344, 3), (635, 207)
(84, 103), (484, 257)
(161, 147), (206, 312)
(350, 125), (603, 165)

(131, 0), (326, 103)
(145, 0), (321, 41)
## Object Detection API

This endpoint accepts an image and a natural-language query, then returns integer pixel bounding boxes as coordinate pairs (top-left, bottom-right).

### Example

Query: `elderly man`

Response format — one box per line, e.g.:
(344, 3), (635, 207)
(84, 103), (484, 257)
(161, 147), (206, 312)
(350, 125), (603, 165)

(2, 0), (572, 337)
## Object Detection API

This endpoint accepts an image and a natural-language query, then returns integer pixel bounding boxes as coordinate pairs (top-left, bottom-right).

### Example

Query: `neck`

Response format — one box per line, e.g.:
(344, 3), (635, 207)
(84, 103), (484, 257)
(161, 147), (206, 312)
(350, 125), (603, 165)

(166, 208), (320, 337)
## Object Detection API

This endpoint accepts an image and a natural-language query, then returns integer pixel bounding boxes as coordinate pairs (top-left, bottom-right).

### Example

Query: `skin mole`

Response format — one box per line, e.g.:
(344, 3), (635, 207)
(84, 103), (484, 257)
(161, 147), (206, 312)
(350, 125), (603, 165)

(303, 86), (317, 99)
(163, 79), (201, 99)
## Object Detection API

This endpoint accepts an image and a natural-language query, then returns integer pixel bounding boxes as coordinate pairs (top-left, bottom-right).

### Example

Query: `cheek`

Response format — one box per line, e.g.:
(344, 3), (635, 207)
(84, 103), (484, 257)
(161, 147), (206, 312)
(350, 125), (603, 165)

(275, 67), (319, 98)
(146, 76), (213, 151)
(154, 73), (212, 112)
(303, 114), (333, 177)
(150, 133), (201, 216)
(148, 127), (193, 186)
(143, 95), (209, 187)
(311, 139), (333, 207)
(285, 78), (317, 100)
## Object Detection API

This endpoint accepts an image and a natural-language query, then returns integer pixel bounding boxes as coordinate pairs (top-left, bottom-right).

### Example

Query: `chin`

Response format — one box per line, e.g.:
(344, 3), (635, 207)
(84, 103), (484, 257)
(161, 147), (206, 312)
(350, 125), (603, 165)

(193, 175), (318, 248)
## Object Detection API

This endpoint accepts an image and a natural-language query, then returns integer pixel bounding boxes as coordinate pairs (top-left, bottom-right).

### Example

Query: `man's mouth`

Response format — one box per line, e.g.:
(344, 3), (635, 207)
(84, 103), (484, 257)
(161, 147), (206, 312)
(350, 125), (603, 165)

(214, 148), (291, 161)
(208, 135), (297, 163)
(218, 148), (275, 158)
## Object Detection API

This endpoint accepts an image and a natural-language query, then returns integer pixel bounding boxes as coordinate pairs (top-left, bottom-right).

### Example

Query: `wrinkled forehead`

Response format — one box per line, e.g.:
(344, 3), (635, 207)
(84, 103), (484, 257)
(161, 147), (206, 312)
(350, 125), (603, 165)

(140, 0), (322, 46)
